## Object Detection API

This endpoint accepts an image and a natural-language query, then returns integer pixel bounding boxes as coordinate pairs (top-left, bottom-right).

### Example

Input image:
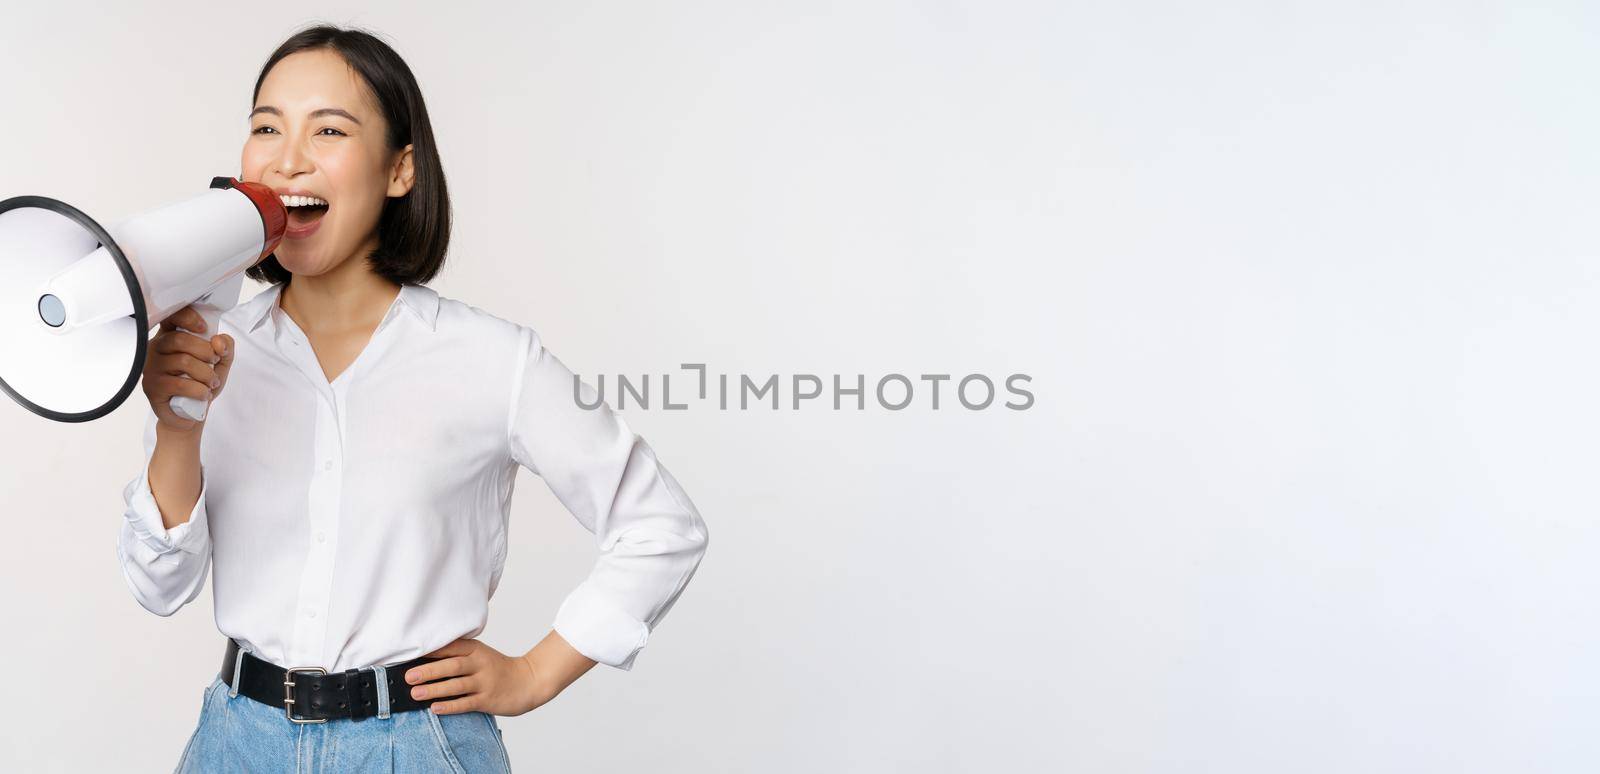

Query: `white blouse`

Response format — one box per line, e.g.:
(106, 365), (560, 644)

(115, 282), (709, 672)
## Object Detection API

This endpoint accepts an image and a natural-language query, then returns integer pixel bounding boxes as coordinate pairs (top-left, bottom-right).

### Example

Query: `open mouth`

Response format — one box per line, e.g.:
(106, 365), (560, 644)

(280, 194), (330, 235)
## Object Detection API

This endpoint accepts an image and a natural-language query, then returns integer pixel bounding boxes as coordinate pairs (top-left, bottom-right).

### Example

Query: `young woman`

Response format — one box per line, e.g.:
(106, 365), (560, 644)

(115, 25), (709, 773)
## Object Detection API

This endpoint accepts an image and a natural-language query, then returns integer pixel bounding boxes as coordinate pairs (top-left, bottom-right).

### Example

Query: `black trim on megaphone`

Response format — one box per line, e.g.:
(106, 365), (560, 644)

(0, 195), (148, 424)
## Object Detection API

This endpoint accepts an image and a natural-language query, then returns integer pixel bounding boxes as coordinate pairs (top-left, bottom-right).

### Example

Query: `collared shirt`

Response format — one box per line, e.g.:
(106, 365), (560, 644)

(115, 282), (709, 672)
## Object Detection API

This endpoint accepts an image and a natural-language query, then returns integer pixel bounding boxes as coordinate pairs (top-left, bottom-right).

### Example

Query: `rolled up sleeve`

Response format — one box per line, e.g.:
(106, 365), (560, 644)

(508, 326), (710, 670)
(115, 407), (213, 616)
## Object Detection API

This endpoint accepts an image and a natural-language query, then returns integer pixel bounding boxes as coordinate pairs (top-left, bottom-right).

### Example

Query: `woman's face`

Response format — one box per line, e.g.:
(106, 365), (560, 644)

(242, 49), (414, 276)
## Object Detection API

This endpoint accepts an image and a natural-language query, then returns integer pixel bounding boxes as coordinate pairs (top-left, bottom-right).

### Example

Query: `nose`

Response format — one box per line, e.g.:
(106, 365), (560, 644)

(274, 134), (313, 179)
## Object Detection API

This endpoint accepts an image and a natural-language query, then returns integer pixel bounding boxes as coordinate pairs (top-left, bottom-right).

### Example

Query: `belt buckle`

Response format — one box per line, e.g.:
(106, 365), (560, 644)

(284, 666), (329, 724)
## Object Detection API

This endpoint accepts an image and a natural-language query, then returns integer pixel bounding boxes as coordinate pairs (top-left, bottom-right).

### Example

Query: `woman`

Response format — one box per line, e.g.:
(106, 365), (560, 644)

(115, 25), (709, 773)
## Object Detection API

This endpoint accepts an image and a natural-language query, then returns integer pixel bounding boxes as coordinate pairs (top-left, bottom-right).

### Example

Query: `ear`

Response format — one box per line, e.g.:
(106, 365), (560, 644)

(387, 143), (416, 198)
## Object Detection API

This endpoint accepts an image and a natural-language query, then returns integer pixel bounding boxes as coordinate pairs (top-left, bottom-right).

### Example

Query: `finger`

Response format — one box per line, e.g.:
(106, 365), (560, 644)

(211, 335), (234, 380)
(160, 353), (219, 386)
(427, 696), (478, 716)
(154, 330), (219, 362)
(411, 675), (477, 702)
(406, 655), (471, 685)
(160, 307), (207, 335)
(156, 373), (213, 402)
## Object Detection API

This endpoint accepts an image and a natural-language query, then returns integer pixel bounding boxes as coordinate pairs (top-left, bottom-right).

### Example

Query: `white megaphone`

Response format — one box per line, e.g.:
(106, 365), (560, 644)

(0, 177), (286, 423)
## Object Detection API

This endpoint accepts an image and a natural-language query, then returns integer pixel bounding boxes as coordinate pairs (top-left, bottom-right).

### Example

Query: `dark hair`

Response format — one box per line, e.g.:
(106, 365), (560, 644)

(245, 24), (451, 286)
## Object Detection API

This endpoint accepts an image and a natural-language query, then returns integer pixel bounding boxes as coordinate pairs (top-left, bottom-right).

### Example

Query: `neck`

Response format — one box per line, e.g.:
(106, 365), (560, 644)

(278, 240), (403, 335)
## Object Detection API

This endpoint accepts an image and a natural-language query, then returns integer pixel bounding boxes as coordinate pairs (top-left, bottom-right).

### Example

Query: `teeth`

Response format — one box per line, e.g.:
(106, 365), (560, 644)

(278, 195), (327, 208)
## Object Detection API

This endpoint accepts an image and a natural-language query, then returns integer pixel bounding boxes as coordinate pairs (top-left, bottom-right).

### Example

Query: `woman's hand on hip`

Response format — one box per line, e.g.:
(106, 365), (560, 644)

(405, 637), (557, 717)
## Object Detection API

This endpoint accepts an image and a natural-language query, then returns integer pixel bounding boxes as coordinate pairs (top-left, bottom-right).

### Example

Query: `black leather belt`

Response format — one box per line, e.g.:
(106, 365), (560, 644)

(220, 637), (446, 723)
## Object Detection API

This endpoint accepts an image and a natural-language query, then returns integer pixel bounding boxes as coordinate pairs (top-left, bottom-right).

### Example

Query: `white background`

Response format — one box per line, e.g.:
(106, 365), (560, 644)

(1, 1), (1596, 771)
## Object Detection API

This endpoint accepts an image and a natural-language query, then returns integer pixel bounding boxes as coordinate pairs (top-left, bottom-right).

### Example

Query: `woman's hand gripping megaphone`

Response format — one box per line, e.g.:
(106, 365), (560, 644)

(142, 305), (235, 433)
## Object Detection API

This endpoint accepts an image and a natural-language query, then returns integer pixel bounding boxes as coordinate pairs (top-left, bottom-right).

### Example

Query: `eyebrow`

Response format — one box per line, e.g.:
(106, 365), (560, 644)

(249, 106), (362, 124)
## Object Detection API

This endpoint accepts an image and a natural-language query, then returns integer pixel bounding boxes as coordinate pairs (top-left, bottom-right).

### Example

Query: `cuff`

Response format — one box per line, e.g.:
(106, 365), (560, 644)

(552, 583), (651, 671)
(122, 463), (209, 556)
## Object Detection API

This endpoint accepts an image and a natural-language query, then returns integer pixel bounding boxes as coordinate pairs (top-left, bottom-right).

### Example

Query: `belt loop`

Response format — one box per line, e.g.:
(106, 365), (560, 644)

(372, 664), (391, 719)
(229, 640), (250, 699)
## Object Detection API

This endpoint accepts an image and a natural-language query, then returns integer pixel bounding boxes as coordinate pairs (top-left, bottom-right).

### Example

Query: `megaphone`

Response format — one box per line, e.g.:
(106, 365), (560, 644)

(0, 177), (286, 423)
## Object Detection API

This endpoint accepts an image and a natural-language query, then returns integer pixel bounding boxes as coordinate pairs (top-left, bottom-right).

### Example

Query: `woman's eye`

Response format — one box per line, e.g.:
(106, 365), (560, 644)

(252, 126), (277, 135)
(317, 127), (346, 136)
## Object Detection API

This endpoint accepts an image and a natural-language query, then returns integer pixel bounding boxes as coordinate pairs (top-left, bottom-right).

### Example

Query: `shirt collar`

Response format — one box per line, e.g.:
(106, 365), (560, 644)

(245, 282), (440, 335)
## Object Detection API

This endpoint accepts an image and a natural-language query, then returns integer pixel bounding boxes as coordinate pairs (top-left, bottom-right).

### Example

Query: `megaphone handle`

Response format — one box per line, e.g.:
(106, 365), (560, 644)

(168, 303), (226, 423)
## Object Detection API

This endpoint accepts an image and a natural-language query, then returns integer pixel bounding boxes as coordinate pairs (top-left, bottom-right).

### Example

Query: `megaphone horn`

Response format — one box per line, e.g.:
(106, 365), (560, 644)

(0, 177), (286, 423)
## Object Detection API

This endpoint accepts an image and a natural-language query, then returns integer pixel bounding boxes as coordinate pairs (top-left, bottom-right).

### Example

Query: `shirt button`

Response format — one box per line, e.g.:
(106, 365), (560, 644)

(307, 609), (317, 619)
(324, 460), (333, 471)
(316, 531), (326, 543)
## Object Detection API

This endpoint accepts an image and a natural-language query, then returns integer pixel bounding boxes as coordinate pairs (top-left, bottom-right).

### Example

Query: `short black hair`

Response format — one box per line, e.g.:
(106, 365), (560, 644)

(245, 24), (451, 286)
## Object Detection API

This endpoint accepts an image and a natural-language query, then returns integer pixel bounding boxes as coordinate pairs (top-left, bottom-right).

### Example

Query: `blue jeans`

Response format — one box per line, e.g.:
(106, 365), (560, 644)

(176, 674), (513, 772)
